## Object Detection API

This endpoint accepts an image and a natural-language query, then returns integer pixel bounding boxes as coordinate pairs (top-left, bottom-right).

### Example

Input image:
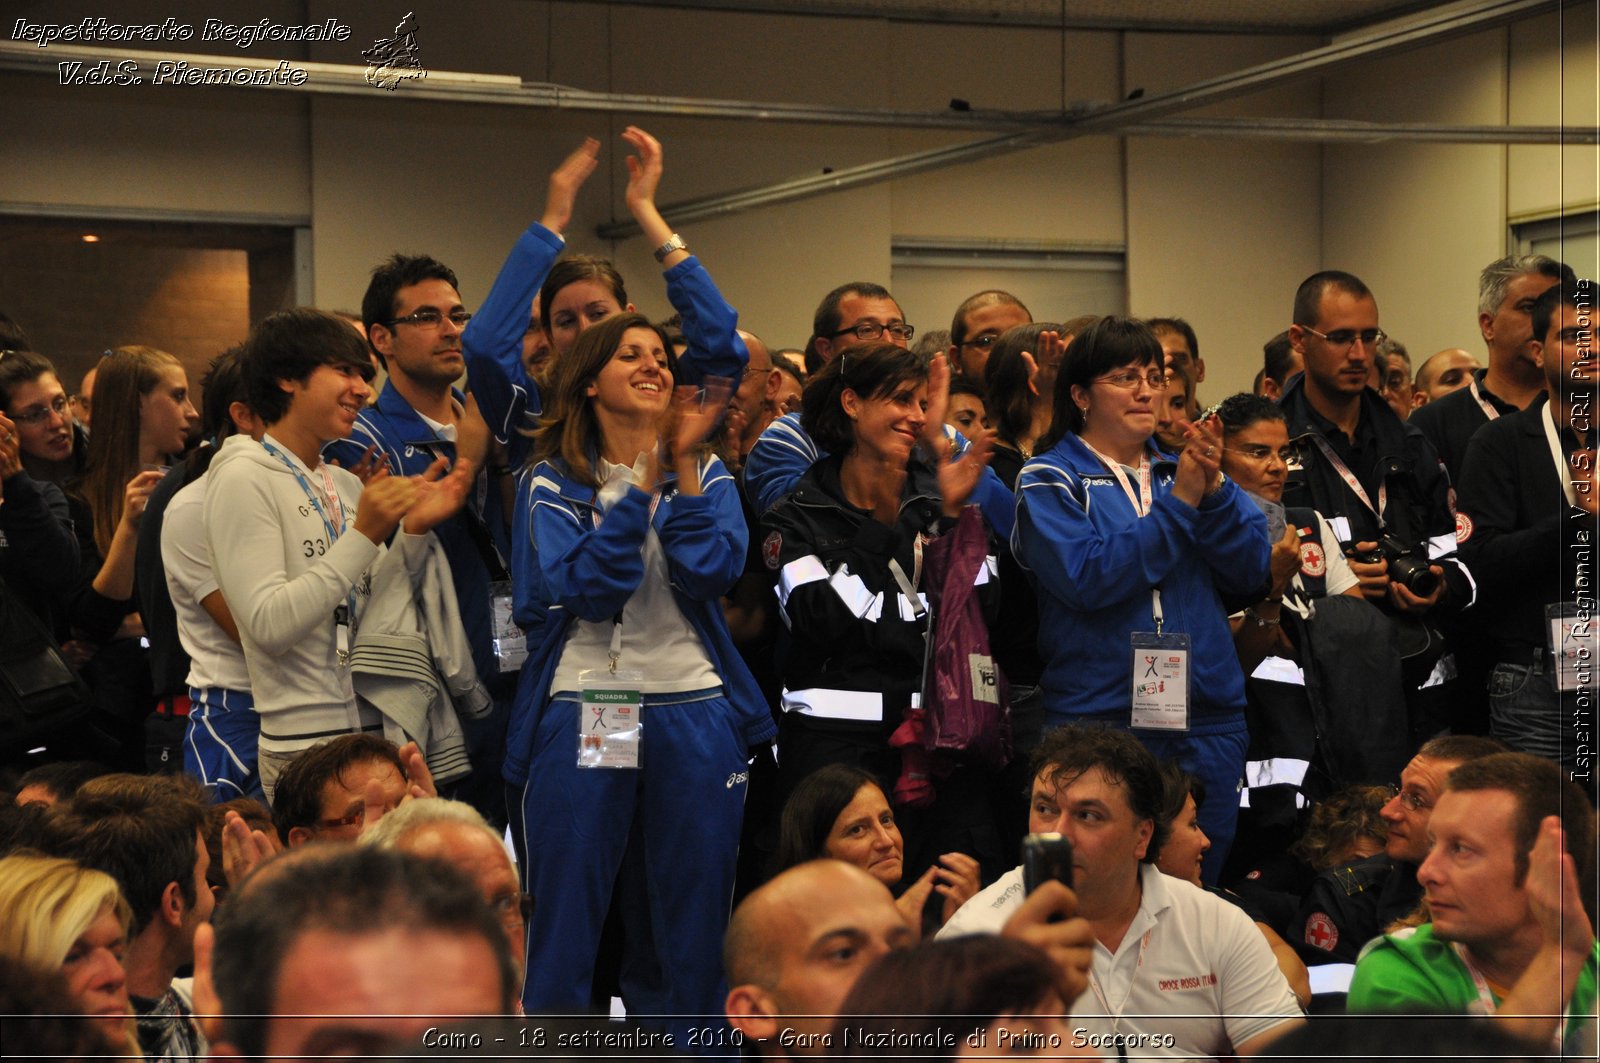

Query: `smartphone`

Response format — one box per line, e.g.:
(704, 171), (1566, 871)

(1021, 832), (1074, 893)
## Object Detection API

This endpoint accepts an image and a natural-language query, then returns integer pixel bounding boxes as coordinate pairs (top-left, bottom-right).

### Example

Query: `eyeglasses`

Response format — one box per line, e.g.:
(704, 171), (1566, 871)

(10, 395), (70, 426)
(1303, 325), (1385, 353)
(829, 321), (916, 344)
(1387, 784), (1431, 813)
(959, 333), (1002, 351)
(1097, 369), (1169, 391)
(388, 307), (473, 330)
(1226, 444), (1297, 463)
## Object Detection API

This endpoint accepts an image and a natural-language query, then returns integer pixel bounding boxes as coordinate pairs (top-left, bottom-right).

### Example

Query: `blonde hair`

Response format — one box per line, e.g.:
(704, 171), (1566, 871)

(80, 345), (184, 556)
(0, 854), (139, 1055)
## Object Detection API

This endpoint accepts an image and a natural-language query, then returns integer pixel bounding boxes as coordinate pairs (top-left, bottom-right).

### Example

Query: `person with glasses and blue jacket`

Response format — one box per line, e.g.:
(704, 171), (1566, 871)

(1014, 316), (1269, 884)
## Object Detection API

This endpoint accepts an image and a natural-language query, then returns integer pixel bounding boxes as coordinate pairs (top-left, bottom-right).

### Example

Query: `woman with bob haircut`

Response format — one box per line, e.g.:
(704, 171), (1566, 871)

(507, 311), (772, 1036)
(1013, 316), (1269, 882)
(773, 763), (980, 933)
(0, 854), (141, 1056)
(761, 345), (999, 881)
(464, 127), (748, 470)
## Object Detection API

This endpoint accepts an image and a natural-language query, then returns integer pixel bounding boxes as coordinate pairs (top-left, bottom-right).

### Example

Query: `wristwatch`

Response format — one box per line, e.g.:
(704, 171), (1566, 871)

(653, 233), (687, 263)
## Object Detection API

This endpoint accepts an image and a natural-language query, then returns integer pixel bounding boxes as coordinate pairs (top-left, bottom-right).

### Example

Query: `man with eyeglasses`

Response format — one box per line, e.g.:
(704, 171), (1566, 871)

(1279, 270), (1473, 744)
(1411, 255), (1574, 484)
(359, 797), (530, 990)
(1293, 735), (1505, 967)
(325, 254), (511, 827)
(948, 290), (1031, 382)
(1348, 752), (1597, 1054)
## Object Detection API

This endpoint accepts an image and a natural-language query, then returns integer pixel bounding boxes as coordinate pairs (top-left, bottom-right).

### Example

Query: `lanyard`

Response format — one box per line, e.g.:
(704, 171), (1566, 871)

(1468, 378), (1503, 423)
(1084, 442), (1153, 516)
(261, 438), (360, 638)
(1086, 929), (1153, 1057)
(1307, 435), (1388, 528)
(1542, 403), (1580, 508)
(1451, 941), (1565, 1052)
(261, 439), (346, 541)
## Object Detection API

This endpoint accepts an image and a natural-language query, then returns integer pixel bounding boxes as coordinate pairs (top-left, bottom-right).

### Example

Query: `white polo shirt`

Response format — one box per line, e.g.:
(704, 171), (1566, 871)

(942, 864), (1301, 1061)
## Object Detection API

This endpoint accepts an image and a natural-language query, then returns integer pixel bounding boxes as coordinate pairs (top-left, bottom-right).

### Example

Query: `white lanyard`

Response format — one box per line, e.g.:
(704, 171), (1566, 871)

(1307, 435), (1387, 528)
(1468, 378), (1503, 423)
(1542, 402), (1579, 508)
(1086, 930), (1153, 1035)
(1452, 942), (1501, 1017)
(1084, 442), (1153, 516)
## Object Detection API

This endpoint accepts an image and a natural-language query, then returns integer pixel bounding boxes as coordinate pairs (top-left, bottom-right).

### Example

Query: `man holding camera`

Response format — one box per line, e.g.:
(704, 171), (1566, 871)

(941, 725), (1302, 1058)
(1278, 272), (1473, 741)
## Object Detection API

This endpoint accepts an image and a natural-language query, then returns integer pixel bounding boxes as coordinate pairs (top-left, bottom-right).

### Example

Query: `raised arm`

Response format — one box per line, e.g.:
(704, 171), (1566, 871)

(623, 125), (749, 385)
(462, 138), (601, 459)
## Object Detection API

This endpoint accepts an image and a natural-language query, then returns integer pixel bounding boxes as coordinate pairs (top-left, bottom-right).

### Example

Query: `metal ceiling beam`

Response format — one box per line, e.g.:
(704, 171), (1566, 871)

(566, 0), (1448, 36)
(1133, 117), (1596, 144)
(0, 41), (1078, 132)
(597, 0), (1563, 237)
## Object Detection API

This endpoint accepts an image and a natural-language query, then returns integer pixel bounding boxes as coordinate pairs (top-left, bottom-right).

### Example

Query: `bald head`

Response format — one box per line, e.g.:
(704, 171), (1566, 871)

(724, 861), (911, 1055)
(1413, 348), (1480, 406)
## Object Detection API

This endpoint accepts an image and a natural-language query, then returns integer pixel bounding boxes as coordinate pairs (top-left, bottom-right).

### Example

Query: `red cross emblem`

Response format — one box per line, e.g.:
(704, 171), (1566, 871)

(1455, 512), (1473, 543)
(1299, 540), (1326, 578)
(763, 530), (783, 571)
(1304, 911), (1338, 952)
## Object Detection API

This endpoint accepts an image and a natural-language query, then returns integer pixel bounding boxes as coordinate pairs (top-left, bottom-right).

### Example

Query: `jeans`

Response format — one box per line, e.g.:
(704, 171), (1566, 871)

(1488, 659), (1587, 775)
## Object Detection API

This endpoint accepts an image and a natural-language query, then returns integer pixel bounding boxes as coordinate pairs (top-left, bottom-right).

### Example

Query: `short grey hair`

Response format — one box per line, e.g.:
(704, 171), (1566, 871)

(1478, 254), (1566, 316)
(357, 797), (505, 853)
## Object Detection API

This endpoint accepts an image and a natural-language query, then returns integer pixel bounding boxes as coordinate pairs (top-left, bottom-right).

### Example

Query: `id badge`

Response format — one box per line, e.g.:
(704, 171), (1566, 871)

(1130, 632), (1191, 731)
(577, 669), (643, 769)
(489, 581), (526, 673)
(1546, 603), (1595, 692)
(334, 605), (351, 666)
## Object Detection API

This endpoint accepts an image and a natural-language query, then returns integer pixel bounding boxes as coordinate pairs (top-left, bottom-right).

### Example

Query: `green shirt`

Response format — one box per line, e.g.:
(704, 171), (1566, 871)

(1349, 923), (1599, 1053)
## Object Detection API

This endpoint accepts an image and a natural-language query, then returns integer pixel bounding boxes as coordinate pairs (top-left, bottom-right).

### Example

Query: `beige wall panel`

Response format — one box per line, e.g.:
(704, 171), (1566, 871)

(1323, 30), (1507, 362)
(1508, 5), (1600, 223)
(1125, 33), (1323, 399)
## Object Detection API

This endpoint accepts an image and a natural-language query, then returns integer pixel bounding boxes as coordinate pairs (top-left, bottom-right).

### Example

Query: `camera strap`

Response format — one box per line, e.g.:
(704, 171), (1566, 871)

(1306, 435), (1387, 530)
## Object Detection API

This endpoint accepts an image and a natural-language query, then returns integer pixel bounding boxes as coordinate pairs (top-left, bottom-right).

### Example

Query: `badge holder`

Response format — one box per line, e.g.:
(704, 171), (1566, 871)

(489, 580), (527, 673)
(577, 619), (642, 769)
(1130, 590), (1190, 732)
(1546, 602), (1595, 693)
(334, 604), (352, 666)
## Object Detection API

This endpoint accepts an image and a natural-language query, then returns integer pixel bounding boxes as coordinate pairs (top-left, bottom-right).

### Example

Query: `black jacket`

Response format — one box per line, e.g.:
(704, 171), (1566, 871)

(761, 452), (990, 736)
(1277, 375), (1472, 613)
(1408, 370), (1518, 484)
(1455, 394), (1593, 662)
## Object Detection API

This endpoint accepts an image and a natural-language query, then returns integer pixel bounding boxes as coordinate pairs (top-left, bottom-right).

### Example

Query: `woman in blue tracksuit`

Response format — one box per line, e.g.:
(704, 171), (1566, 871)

(509, 312), (772, 1041)
(1013, 316), (1269, 882)
(462, 127), (749, 473)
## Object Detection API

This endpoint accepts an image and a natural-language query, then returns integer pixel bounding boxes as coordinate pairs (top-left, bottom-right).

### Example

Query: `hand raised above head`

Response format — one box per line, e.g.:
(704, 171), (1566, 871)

(622, 126), (665, 215)
(540, 136), (602, 235)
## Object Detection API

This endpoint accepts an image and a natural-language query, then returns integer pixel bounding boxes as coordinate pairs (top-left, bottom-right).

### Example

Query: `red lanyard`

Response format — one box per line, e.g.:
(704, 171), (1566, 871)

(1084, 442), (1153, 516)
(1306, 435), (1387, 528)
(1467, 378), (1502, 422)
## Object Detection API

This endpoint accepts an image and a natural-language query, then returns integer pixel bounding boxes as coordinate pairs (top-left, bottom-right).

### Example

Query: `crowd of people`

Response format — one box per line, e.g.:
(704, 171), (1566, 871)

(1, 129), (1596, 1060)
